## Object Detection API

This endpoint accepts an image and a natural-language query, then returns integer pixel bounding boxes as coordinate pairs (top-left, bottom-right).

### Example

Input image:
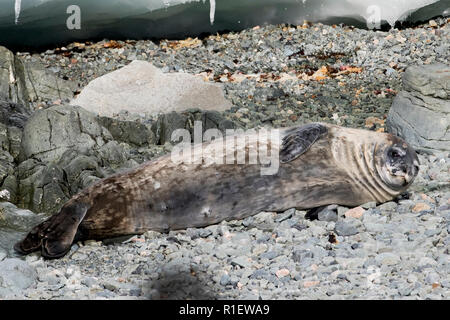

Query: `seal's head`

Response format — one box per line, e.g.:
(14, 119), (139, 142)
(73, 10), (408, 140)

(375, 135), (420, 190)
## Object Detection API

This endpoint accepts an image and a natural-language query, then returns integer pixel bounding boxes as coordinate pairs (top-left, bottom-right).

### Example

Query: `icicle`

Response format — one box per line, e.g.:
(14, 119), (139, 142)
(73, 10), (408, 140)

(14, 0), (21, 24)
(210, 0), (215, 25)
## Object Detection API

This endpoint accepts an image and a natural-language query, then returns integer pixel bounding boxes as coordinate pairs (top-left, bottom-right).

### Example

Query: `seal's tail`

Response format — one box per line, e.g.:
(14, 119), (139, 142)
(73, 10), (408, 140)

(14, 202), (90, 259)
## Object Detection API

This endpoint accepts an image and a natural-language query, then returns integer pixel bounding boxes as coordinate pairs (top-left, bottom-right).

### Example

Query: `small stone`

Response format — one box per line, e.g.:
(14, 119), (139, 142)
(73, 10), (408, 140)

(375, 252), (400, 266)
(425, 272), (440, 285)
(231, 256), (251, 268)
(303, 280), (320, 288)
(378, 201), (398, 211)
(334, 221), (358, 236)
(429, 20), (438, 27)
(275, 269), (290, 278)
(361, 202), (376, 209)
(318, 209), (338, 222)
(412, 203), (431, 212)
(344, 207), (365, 219)
(260, 251), (279, 260)
(220, 274), (231, 286)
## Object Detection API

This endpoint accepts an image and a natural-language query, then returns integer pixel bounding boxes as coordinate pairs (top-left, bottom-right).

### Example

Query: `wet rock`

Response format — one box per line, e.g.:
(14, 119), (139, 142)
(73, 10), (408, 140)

(71, 60), (233, 117)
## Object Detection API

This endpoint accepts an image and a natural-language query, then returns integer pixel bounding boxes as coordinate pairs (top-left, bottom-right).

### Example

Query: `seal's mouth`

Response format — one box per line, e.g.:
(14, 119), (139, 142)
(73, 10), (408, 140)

(386, 159), (419, 187)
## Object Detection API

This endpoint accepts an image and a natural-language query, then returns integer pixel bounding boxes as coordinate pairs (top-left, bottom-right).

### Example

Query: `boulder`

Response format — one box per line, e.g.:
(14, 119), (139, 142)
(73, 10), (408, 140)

(70, 60), (233, 117)
(16, 105), (136, 213)
(22, 59), (78, 103)
(0, 46), (29, 106)
(19, 104), (112, 163)
(387, 64), (450, 153)
(0, 202), (47, 232)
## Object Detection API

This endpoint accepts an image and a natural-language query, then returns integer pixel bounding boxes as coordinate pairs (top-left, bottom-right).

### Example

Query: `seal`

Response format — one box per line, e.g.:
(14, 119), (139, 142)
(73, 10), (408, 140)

(14, 123), (419, 259)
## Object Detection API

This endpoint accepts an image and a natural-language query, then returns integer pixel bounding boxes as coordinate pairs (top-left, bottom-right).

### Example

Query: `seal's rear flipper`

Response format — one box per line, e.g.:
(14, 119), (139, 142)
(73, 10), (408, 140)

(14, 201), (90, 259)
(14, 218), (54, 255)
(280, 123), (327, 163)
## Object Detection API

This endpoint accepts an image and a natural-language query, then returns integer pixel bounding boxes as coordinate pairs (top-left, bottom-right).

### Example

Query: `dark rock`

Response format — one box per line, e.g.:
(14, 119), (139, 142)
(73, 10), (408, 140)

(0, 100), (31, 129)
(306, 205), (338, 222)
(97, 116), (156, 146)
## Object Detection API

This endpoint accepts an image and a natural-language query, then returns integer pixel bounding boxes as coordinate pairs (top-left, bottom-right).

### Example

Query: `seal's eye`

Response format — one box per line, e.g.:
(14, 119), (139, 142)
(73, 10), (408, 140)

(388, 148), (404, 160)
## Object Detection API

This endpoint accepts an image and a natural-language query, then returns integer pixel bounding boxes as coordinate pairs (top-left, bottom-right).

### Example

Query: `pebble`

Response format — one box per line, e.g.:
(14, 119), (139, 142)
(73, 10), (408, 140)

(334, 221), (359, 236)
(344, 207), (365, 219)
(412, 203), (432, 212)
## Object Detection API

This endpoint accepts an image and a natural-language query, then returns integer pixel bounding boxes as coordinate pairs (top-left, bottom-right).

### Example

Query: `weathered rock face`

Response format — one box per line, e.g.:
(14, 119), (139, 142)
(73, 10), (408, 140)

(0, 46), (29, 107)
(386, 64), (450, 153)
(21, 59), (78, 103)
(15, 105), (142, 213)
(97, 116), (156, 147)
(19, 104), (112, 163)
(0, 99), (31, 203)
(0, 100), (31, 129)
(70, 60), (233, 117)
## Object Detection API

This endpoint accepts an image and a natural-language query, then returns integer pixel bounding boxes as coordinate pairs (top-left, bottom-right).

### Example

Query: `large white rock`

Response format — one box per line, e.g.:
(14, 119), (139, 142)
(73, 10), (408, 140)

(70, 60), (232, 117)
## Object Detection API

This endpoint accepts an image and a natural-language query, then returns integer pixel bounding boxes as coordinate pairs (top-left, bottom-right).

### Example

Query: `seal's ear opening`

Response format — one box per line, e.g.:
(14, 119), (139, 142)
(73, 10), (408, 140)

(280, 123), (327, 163)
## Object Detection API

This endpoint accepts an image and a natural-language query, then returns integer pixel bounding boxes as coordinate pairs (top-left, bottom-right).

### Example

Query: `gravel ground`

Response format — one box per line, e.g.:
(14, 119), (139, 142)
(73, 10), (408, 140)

(2, 17), (449, 300)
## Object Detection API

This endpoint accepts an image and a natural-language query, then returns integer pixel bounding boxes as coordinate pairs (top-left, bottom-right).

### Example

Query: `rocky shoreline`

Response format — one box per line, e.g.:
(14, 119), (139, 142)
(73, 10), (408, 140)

(0, 17), (448, 299)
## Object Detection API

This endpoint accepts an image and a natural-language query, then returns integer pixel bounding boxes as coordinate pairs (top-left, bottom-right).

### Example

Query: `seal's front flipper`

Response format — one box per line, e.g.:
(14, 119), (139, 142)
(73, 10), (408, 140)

(14, 202), (90, 259)
(280, 123), (328, 163)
